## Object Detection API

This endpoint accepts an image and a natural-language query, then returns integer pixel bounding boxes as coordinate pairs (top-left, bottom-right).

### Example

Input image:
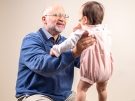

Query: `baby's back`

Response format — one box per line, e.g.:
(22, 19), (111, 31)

(80, 25), (113, 84)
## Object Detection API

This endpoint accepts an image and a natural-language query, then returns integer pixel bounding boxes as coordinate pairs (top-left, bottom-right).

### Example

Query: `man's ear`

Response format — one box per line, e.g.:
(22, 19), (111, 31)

(82, 16), (88, 25)
(42, 16), (46, 24)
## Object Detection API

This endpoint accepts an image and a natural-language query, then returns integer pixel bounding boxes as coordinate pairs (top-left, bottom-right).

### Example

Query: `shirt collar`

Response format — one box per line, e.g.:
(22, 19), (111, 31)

(42, 27), (61, 43)
(42, 27), (53, 39)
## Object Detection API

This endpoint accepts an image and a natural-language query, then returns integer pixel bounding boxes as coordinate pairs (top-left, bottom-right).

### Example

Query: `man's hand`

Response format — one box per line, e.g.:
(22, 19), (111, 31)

(72, 31), (96, 57)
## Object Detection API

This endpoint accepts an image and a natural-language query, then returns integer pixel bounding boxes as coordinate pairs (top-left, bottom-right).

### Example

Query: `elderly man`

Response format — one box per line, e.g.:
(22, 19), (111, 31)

(16, 4), (95, 101)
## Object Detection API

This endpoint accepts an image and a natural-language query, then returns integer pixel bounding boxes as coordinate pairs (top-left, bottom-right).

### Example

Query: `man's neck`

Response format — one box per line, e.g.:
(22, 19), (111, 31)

(50, 31), (59, 41)
(53, 35), (59, 41)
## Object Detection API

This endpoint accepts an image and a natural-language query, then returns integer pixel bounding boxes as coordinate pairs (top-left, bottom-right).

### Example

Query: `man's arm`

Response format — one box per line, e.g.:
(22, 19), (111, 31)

(21, 34), (75, 77)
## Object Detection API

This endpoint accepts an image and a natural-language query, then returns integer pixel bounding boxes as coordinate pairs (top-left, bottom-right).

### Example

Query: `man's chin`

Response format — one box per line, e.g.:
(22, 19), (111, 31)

(56, 28), (65, 33)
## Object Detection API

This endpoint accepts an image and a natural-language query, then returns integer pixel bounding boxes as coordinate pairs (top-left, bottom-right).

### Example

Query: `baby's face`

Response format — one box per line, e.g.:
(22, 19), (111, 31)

(78, 6), (89, 27)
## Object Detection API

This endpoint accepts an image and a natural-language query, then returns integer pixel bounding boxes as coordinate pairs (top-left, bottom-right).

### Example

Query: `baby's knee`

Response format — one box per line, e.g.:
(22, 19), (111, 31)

(96, 82), (107, 92)
(97, 86), (106, 92)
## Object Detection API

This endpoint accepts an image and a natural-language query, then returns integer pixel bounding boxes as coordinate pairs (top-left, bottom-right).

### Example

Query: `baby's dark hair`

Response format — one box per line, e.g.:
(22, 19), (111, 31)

(82, 1), (104, 25)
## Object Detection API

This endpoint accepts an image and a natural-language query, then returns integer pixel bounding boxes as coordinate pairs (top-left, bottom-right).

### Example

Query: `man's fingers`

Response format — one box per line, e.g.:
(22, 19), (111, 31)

(81, 36), (96, 49)
(81, 31), (89, 37)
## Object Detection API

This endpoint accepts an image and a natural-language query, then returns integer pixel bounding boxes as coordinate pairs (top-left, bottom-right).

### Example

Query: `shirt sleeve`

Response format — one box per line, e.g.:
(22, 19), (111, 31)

(74, 56), (80, 68)
(20, 34), (77, 77)
(52, 29), (85, 57)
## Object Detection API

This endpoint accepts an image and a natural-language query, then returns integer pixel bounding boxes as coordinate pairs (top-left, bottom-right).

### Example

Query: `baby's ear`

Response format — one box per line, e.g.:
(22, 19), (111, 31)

(82, 16), (88, 25)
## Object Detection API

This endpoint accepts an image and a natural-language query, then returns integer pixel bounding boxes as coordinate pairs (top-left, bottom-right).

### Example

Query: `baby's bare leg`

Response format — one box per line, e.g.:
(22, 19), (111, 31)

(96, 81), (108, 101)
(76, 80), (92, 101)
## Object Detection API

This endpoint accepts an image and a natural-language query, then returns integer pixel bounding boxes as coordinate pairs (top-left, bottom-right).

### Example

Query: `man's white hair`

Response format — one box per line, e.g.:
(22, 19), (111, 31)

(42, 7), (52, 16)
(42, 4), (64, 16)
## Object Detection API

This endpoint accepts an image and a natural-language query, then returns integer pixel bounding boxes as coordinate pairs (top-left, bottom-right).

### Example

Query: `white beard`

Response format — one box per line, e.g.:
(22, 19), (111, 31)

(55, 26), (65, 33)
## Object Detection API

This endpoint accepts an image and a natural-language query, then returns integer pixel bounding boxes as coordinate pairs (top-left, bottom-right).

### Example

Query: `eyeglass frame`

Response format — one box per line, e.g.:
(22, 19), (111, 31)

(44, 13), (69, 19)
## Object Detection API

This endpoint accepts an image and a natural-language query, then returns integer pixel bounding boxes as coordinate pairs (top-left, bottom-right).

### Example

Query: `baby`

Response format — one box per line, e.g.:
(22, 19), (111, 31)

(50, 1), (113, 101)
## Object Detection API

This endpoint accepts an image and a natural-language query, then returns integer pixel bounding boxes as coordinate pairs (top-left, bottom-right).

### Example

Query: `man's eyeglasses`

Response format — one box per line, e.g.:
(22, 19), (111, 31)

(45, 13), (69, 19)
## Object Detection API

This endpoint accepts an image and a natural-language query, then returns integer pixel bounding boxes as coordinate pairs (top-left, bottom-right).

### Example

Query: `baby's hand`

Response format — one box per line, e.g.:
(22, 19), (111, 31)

(50, 48), (56, 56)
(73, 23), (82, 32)
(50, 45), (60, 57)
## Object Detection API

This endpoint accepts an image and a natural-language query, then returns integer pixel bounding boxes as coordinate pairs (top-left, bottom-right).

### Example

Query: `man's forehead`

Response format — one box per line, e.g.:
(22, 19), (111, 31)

(52, 7), (64, 13)
(43, 4), (65, 15)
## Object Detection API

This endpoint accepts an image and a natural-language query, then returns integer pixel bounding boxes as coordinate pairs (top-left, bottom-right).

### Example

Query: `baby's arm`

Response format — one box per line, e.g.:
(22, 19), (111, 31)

(50, 30), (85, 57)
